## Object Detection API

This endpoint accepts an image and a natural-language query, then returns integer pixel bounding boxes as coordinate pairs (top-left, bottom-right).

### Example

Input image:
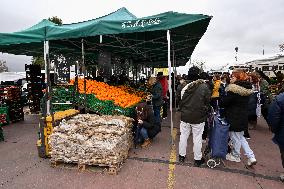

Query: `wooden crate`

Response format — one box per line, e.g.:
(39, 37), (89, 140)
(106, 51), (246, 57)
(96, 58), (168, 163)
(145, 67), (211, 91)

(50, 160), (122, 175)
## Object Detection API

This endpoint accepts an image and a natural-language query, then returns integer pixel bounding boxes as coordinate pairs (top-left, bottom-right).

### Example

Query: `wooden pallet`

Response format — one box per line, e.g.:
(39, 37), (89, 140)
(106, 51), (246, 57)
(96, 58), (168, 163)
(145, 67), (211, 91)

(50, 160), (122, 175)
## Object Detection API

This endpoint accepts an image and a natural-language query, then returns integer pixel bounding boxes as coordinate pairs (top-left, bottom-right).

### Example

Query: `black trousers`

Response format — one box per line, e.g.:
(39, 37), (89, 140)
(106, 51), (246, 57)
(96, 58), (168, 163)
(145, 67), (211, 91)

(162, 98), (168, 118)
(202, 120), (209, 140)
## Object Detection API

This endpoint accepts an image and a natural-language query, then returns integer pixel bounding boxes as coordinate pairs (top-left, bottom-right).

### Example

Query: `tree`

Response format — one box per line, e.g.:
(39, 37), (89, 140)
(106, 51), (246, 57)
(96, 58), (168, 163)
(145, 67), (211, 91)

(32, 16), (63, 68)
(48, 16), (63, 25)
(31, 56), (45, 69)
(0, 60), (8, 72)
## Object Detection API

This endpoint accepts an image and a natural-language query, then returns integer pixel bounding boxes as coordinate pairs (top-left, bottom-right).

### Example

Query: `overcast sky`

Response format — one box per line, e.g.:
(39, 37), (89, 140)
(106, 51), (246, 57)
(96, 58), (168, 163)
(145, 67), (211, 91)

(0, 0), (284, 73)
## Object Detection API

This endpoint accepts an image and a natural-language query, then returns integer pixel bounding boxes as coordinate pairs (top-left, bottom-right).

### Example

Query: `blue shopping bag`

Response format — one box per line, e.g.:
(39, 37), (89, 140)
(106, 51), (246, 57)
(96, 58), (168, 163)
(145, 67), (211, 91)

(209, 114), (230, 159)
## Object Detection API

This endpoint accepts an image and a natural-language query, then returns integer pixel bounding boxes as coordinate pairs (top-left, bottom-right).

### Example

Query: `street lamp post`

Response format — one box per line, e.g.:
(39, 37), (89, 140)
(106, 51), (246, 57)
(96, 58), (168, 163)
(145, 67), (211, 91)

(235, 47), (238, 63)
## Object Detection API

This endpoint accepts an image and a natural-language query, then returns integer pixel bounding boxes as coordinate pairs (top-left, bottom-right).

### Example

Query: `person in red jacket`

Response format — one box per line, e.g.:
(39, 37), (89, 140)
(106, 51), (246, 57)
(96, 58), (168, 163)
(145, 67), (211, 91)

(157, 72), (169, 119)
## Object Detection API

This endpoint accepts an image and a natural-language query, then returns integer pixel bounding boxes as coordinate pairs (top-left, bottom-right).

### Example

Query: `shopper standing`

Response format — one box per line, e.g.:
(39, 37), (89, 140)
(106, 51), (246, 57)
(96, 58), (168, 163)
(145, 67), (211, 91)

(211, 74), (221, 111)
(147, 77), (163, 124)
(255, 70), (273, 121)
(223, 69), (257, 166)
(178, 73), (211, 167)
(176, 78), (188, 110)
(157, 72), (169, 119)
(267, 92), (284, 182)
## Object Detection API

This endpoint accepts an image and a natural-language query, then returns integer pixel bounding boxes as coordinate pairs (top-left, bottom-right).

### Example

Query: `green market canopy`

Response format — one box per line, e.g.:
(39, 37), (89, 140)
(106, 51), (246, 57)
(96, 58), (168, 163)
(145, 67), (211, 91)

(0, 7), (212, 67)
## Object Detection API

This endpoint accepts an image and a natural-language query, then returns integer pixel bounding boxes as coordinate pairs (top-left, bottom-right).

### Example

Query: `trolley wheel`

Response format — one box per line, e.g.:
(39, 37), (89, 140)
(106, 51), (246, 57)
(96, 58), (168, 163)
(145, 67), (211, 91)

(207, 159), (217, 169)
(215, 158), (221, 166)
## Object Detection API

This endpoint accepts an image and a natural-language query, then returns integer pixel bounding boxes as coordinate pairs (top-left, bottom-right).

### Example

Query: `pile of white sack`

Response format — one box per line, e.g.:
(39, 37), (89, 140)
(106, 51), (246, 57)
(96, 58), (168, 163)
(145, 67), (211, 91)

(49, 114), (133, 166)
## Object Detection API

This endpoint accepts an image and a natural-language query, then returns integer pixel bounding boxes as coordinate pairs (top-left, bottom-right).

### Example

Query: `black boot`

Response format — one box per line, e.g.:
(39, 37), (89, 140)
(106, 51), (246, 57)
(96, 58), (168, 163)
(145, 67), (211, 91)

(179, 155), (186, 163)
(194, 158), (205, 167)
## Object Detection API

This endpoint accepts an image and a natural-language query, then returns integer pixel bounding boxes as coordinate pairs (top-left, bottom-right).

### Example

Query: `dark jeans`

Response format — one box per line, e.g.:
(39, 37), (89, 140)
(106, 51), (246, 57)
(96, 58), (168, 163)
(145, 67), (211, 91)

(281, 148), (284, 168)
(153, 105), (161, 124)
(140, 127), (149, 140)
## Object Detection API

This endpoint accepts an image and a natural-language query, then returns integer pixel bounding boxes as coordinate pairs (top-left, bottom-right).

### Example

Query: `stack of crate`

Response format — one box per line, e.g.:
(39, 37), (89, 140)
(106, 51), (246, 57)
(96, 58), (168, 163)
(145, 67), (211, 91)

(25, 64), (44, 113)
(6, 86), (24, 122)
(51, 85), (74, 112)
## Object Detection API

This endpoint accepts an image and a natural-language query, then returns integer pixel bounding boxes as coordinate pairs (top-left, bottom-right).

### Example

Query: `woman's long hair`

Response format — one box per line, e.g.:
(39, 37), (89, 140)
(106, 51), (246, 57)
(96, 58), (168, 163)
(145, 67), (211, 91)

(232, 69), (249, 81)
(136, 102), (150, 120)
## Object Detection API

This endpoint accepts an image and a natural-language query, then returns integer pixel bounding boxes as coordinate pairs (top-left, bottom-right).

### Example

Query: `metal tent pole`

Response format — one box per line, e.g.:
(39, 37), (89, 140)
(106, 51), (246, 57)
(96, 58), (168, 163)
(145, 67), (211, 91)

(44, 41), (51, 116)
(81, 39), (87, 109)
(167, 30), (174, 145)
(74, 60), (78, 107)
(173, 49), (177, 110)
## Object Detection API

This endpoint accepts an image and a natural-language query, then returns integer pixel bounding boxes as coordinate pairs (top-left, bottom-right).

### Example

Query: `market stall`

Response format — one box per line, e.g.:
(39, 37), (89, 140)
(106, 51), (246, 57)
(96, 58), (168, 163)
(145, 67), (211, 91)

(0, 7), (212, 170)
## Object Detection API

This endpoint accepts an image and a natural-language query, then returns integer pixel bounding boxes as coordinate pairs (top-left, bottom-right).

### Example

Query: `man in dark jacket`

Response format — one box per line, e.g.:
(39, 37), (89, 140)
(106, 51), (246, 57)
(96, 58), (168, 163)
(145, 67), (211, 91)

(178, 77), (211, 166)
(267, 92), (284, 182)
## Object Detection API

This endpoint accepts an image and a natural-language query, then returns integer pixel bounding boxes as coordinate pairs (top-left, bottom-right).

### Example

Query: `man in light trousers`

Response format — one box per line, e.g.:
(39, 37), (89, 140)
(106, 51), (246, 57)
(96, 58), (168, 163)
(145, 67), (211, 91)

(178, 75), (211, 167)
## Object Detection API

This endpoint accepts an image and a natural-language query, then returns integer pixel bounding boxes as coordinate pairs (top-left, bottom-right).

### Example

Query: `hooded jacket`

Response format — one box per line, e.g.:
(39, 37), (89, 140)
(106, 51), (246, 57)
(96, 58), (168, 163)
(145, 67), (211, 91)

(223, 81), (253, 132)
(180, 79), (211, 124)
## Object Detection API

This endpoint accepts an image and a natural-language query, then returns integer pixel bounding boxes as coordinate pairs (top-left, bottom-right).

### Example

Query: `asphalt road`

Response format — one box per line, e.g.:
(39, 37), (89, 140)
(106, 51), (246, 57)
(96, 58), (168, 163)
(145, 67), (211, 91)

(0, 113), (283, 189)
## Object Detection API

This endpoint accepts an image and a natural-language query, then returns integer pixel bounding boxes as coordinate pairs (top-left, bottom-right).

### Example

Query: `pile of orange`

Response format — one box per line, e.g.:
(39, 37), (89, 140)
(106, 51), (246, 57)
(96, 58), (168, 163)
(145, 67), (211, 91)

(70, 79), (142, 108)
(116, 85), (147, 99)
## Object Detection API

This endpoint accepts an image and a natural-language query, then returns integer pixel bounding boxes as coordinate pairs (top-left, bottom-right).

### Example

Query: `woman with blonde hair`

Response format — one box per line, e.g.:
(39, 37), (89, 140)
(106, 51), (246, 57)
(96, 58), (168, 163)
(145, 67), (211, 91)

(211, 74), (221, 111)
(223, 69), (257, 166)
(147, 76), (163, 124)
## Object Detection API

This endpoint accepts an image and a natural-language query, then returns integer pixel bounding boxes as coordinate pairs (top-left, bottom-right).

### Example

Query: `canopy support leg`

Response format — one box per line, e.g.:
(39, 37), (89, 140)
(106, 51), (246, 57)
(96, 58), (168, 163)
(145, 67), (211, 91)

(167, 30), (174, 145)
(44, 41), (51, 116)
(81, 39), (87, 109)
(173, 48), (177, 111)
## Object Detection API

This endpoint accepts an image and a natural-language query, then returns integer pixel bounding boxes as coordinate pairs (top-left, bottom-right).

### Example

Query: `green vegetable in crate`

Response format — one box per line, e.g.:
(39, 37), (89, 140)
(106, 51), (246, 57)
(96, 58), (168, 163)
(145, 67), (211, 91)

(76, 94), (135, 117)
(45, 86), (75, 112)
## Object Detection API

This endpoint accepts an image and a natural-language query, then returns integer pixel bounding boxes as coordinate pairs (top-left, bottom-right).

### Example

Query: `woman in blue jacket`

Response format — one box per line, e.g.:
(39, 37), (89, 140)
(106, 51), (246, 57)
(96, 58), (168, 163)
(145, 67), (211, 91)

(267, 92), (284, 182)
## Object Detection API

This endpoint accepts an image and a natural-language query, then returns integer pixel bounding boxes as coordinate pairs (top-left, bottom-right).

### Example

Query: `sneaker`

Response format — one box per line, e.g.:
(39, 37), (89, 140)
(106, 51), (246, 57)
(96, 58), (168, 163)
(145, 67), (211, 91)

(245, 137), (251, 140)
(226, 153), (241, 163)
(179, 155), (186, 163)
(194, 158), (205, 167)
(247, 157), (257, 167)
(280, 173), (284, 182)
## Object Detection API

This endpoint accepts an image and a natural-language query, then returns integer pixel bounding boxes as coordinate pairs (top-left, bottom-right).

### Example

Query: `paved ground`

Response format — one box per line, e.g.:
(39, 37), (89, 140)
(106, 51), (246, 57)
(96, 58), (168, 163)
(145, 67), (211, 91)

(0, 112), (283, 189)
